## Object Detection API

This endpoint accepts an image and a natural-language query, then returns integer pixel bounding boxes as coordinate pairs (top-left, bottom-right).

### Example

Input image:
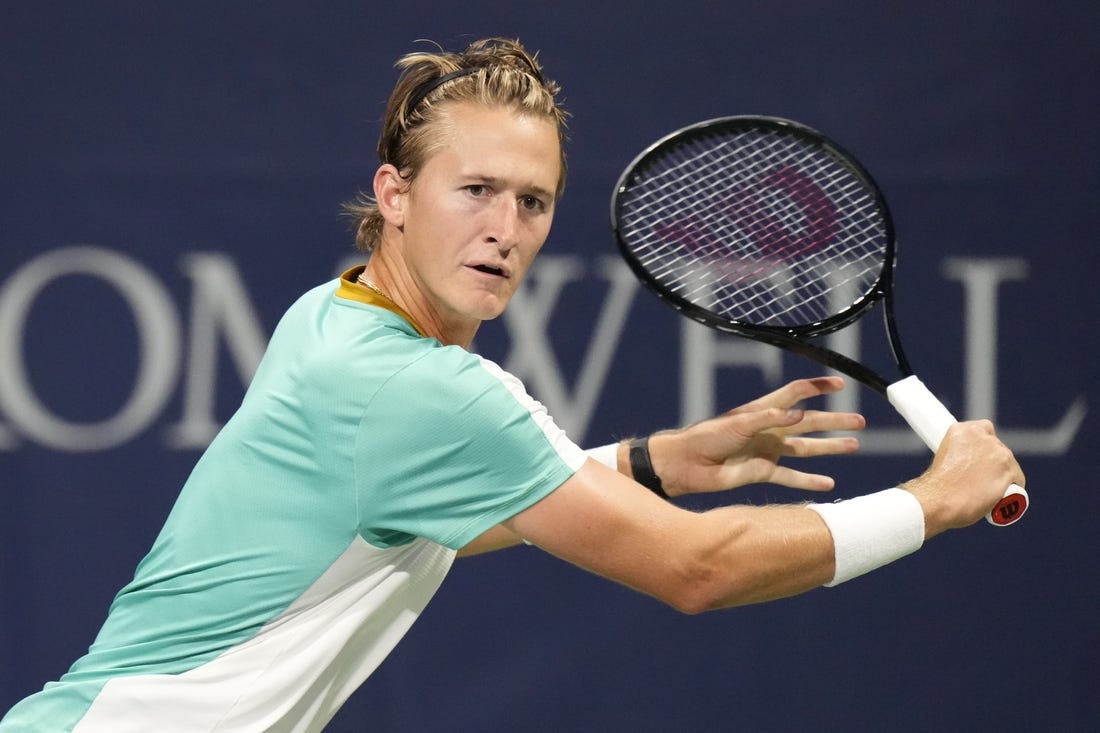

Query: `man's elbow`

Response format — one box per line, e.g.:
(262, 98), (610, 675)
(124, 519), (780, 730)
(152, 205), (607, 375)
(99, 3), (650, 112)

(657, 562), (735, 616)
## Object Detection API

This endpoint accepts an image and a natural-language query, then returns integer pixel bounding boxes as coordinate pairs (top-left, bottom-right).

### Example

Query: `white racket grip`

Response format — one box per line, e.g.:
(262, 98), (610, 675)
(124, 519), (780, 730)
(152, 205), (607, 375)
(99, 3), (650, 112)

(886, 375), (1028, 527)
(886, 375), (956, 451)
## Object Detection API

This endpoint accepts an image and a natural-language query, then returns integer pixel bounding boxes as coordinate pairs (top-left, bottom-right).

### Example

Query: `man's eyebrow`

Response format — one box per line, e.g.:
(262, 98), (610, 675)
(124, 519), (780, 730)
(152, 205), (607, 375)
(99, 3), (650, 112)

(526, 183), (556, 200)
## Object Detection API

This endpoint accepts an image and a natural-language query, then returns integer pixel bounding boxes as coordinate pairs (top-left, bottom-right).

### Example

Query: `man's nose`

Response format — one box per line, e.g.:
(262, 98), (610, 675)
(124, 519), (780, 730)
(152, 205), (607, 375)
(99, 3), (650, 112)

(486, 197), (520, 250)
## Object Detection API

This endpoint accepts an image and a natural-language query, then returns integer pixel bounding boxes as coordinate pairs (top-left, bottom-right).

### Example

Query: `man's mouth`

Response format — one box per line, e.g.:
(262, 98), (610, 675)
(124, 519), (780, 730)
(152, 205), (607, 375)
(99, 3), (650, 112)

(469, 263), (506, 277)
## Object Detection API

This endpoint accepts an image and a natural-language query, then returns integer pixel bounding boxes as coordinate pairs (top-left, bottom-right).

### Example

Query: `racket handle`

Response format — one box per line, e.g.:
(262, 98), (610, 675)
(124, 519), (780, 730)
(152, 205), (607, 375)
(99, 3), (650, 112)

(886, 375), (1028, 527)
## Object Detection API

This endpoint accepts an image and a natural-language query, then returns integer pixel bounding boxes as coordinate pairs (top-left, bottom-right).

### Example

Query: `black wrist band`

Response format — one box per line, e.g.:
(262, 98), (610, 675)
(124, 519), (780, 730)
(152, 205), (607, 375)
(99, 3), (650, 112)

(629, 437), (668, 499)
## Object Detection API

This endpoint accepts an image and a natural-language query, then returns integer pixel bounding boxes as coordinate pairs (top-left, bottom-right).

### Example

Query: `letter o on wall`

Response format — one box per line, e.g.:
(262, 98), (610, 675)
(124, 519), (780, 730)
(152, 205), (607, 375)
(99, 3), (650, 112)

(0, 246), (182, 451)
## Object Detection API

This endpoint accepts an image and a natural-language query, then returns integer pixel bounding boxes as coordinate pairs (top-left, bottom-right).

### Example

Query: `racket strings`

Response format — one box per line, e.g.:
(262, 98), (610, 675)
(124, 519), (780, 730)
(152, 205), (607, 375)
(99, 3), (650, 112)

(618, 127), (888, 329)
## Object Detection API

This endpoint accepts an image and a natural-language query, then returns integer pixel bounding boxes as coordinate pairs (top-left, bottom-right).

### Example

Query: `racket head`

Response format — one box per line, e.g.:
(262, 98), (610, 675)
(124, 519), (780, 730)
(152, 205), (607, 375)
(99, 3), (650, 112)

(612, 116), (897, 341)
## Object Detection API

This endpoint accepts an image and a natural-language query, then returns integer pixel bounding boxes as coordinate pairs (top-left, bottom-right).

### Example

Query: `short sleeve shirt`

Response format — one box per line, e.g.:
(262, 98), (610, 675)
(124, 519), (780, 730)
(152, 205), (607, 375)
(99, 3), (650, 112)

(0, 269), (587, 733)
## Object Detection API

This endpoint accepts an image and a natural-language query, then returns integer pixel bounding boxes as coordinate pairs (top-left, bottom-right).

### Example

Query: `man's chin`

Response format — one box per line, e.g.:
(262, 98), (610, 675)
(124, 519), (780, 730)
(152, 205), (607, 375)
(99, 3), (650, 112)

(467, 292), (510, 321)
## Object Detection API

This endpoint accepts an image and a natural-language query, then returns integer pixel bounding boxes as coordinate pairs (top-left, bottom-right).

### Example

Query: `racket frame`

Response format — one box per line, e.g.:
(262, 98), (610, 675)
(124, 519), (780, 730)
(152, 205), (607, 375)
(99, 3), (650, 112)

(611, 115), (1027, 526)
(611, 115), (914, 396)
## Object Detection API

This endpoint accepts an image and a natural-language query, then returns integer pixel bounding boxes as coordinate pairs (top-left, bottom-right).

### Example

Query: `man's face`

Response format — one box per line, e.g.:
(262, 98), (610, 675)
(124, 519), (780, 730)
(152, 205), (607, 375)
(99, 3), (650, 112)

(397, 102), (562, 328)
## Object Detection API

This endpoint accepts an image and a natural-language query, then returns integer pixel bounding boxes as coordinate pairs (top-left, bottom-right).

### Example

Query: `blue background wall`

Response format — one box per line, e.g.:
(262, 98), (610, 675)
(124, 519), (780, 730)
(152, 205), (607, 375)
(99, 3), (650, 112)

(2, 3), (1097, 730)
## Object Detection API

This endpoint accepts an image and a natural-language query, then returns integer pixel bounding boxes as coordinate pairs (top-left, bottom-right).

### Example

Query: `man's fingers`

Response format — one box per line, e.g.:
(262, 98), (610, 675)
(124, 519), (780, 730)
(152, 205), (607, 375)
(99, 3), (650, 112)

(780, 409), (866, 436)
(758, 465), (837, 492)
(781, 435), (861, 458)
(726, 407), (807, 436)
(728, 376), (847, 414)
(719, 407), (865, 444)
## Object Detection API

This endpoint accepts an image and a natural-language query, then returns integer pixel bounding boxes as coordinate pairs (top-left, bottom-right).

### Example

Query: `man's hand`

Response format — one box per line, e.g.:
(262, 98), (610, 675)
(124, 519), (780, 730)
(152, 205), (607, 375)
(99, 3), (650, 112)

(901, 420), (1025, 538)
(647, 377), (866, 497)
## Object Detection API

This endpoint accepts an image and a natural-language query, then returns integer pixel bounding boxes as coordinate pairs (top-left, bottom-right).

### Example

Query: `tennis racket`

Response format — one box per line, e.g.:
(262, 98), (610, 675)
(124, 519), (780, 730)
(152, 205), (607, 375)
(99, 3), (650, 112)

(611, 115), (1027, 526)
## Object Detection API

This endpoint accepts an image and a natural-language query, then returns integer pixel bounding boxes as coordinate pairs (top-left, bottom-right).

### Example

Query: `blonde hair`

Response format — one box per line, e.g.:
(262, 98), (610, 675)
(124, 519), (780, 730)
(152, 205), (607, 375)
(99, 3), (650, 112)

(344, 38), (570, 252)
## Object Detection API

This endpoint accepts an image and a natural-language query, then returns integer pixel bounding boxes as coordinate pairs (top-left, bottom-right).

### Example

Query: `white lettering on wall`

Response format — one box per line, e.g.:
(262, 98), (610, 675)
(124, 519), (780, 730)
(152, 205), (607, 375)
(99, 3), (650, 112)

(678, 256), (1085, 454)
(164, 253), (268, 449)
(942, 257), (1028, 422)
(0, 248), (1085, 454)
(497, 256), (637, 437)
(0, 246), (181, 451)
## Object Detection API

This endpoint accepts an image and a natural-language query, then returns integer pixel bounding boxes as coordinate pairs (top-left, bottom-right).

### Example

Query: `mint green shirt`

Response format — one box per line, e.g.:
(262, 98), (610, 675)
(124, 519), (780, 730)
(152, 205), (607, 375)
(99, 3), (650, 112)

(2, 269), (587, 732)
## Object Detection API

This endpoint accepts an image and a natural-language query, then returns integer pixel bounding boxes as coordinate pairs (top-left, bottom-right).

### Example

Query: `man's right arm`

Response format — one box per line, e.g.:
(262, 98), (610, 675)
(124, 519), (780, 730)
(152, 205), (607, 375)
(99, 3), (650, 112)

(503, 420), (1024, 613)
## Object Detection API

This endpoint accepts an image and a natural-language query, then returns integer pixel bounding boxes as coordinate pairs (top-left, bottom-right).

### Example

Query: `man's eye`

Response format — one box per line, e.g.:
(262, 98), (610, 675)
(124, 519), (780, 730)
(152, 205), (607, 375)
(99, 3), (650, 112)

(520, 195), (544, 211)
(466, 185), (487, 196)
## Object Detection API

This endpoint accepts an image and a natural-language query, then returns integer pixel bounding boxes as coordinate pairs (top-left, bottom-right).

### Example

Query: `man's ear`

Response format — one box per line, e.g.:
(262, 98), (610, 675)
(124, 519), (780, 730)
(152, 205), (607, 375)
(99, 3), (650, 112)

(374, 164), (406, 229)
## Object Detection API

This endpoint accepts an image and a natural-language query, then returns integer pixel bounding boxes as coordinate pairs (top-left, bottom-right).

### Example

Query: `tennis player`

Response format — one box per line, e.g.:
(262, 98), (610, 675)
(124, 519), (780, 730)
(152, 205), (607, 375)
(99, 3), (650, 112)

(1, 37), (1024, 732)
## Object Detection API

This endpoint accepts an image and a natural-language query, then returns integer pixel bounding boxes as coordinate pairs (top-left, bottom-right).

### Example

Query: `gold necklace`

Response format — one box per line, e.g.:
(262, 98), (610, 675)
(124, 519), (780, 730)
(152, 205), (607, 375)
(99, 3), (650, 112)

(356, 273), (390, 300)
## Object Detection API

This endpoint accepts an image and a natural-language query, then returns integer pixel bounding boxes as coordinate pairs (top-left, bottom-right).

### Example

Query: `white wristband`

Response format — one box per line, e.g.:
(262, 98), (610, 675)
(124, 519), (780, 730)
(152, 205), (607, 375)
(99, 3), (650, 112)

(586, 443), (619, 470)
(807, 488), (925, 586)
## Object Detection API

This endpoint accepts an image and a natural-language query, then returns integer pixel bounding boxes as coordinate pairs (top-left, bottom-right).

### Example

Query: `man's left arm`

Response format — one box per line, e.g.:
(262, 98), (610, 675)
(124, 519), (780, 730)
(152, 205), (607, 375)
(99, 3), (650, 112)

(459, 377), (864, 556)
